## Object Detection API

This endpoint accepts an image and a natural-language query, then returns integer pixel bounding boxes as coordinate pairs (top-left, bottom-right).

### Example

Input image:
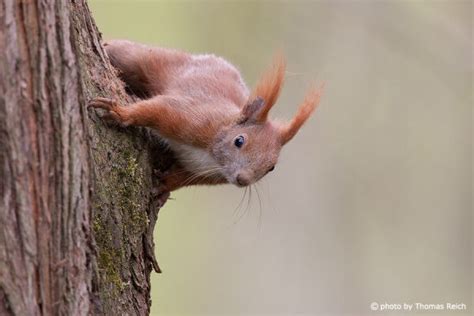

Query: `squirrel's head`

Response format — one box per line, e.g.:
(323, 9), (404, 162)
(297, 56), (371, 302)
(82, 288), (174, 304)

(212, 55), (323, 187)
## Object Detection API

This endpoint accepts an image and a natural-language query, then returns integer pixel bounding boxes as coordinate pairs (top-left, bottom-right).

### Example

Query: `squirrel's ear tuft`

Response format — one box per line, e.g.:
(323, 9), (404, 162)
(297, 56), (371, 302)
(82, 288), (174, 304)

(279, 84), (324, 145)
(244, 53), (286, 123)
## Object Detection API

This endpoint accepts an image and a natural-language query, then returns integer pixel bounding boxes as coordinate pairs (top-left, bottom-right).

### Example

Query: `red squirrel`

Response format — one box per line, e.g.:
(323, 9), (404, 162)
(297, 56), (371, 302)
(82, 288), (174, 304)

(89, 40), (323, 192)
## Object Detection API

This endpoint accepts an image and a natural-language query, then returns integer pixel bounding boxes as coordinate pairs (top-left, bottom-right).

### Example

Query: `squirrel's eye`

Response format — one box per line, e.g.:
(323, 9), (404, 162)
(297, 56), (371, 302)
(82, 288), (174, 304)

(268, 166), (275, 172)
(234, 135), (245, 148)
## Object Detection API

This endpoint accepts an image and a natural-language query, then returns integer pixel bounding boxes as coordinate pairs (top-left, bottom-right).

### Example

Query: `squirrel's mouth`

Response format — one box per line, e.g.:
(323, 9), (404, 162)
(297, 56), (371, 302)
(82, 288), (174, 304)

(235, 180), (247, 187)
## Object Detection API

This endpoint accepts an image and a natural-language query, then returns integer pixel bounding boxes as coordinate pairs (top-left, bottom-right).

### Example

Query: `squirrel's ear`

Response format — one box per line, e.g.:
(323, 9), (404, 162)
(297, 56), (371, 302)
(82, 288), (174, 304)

(279, 84), (324, 145)
(240, 97), (266, 123)
(245, 54), (286, 123)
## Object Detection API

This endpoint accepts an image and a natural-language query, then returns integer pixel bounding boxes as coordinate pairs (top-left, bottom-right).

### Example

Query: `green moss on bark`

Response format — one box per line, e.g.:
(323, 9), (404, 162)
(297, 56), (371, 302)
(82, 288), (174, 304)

(89, 123), (156, 307)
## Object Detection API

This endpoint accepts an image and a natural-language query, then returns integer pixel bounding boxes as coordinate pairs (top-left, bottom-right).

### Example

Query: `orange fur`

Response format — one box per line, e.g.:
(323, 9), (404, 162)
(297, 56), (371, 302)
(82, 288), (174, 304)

(279, 84), (324, 145)
(90, 40), (323, 191)
(249, 53), (286, 122)
(118, 95), (237, 148)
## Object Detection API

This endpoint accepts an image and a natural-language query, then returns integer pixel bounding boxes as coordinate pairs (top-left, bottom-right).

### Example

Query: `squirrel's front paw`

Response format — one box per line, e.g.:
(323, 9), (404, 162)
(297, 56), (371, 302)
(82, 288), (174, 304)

(88, 97), (131, 126)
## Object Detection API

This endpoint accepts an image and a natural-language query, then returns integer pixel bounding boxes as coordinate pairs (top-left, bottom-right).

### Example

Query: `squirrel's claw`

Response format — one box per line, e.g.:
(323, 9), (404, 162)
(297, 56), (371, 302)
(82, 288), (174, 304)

(152, 184), (170, 208)
(88, 97), (130, 126)
(88, 97), (118, 110)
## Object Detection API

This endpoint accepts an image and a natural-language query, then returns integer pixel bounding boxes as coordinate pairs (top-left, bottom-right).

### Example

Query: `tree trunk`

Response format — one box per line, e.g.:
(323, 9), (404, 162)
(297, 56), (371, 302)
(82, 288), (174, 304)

(0, 1), (170, 314)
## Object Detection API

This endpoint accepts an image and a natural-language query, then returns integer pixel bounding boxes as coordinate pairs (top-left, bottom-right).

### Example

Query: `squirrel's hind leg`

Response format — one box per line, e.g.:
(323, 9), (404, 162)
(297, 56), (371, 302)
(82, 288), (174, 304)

(157, 164), (228, 192)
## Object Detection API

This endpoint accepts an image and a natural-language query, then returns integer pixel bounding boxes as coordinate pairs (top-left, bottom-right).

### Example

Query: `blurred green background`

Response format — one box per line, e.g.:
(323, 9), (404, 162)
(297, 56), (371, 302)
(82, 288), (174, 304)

(89, 1), (472, 315)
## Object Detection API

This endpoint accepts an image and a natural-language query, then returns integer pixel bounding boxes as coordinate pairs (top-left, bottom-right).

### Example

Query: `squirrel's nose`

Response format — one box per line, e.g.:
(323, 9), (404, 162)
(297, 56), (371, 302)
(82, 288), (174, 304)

(236, 174), (250, 187)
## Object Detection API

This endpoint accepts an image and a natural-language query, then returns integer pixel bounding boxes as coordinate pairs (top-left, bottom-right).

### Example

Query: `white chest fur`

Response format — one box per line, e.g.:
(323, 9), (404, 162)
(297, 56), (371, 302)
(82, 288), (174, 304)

(167, 140), (222, 174)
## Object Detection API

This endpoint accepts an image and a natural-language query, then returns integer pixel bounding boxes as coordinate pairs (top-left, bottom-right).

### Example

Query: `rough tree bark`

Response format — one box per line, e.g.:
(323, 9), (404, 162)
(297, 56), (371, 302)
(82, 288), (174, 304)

(0, 1), (171, 314)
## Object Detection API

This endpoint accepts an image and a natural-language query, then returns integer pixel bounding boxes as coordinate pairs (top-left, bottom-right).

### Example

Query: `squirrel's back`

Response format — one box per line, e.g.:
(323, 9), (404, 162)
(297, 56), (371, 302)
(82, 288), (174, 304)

(105, 40), (249, 107)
